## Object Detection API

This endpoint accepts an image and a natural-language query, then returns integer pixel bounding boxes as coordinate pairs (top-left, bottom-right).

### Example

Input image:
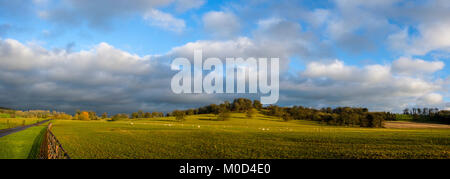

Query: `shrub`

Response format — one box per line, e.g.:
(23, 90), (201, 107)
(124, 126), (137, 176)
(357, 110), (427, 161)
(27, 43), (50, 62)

(246, 109), (255, 118)
(282, 113), (293, 122)
(111, 114), (129, 121)
(78, 111), (90, 121)
(217, 111), (231, 121)
(101, 112), (108, 119)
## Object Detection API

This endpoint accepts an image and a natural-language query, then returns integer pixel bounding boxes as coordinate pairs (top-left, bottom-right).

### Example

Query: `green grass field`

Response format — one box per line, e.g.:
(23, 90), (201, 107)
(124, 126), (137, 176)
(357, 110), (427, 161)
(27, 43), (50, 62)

(0, 118), (43, 130)
(0, 123), (47, 159)
(50, 113), (450, 159)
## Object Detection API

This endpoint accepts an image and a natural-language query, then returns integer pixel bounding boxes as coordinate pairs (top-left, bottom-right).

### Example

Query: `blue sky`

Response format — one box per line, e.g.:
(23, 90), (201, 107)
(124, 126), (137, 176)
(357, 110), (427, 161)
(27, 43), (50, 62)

(0, 0), (449, 113)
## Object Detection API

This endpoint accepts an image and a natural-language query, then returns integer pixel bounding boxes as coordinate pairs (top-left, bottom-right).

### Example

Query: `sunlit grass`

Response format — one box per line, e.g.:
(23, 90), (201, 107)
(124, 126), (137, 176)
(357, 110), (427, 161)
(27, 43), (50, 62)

(51, 113), (450, 159)
(0, 118), (43, 130)
(0, 123), (47, 159)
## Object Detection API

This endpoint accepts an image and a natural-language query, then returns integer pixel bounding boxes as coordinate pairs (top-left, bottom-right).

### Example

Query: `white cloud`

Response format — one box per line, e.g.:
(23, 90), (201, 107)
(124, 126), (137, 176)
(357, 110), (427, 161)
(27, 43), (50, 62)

(37, 0), (175, 26)
(390, 23), (450, 55)
(317, 0), (399, 53)
(0, 15), (328, 112)
(144, 9), (186, 33)
(0, 39), (44, 71)
(35, 0), (197, 32)
(303, 60), (357, 81)
(290, 59), (445, 111)
(253, 17), (331, 62)
(32, 0), (48, 4)
(168, 37), (256, 60)
(257, 18), (284, 29)
(392, 57), (445, 75)
(37, 11), (49, 19)
(174, 0), (205, 12)
(0, 38), (176, 113)
(382, 0), (450, 55)
(364, 64), (391, 83)
(169, 16), (319, 67)
(418, 93), (444, 105)
(4, 0), (450, 112)
(304, 9), (330, 27)
(202, 11), (240, 38)
(0, 36), (447, 113)
(302, 60), (391, 83)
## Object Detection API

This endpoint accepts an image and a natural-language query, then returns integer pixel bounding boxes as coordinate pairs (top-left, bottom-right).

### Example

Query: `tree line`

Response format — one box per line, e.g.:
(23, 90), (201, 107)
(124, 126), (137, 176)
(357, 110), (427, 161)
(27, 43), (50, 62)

(0, 108), (166, 121)
(75, 110), (165, 121)
(403, 108), (450, 124)
(0, 108), (70, 119)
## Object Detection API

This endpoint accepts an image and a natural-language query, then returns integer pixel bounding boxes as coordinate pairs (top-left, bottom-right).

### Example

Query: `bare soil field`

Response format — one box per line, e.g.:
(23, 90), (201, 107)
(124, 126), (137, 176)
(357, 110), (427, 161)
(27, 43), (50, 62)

(385, 121), (450, 129)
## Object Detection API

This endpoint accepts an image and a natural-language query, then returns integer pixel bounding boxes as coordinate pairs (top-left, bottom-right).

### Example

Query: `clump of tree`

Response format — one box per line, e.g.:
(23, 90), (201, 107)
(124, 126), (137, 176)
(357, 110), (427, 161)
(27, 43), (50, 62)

(172, 110), (186, 121)
(131, 112), (139, 119)
(170, 98), (263, 119)
(217, 104), (231, 121)
(76, 111), (90, 120)
(282, 113), (293, 122)
(217, 111), (231, 121)
(253, 100), (263, 110)
(232, 98), (253, 112)
(73, 110), (99, 120)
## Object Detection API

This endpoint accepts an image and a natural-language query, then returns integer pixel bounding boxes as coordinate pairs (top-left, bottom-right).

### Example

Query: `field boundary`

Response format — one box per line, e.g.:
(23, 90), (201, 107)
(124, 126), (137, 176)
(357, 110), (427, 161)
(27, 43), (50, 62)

(39, 123), (70, 159)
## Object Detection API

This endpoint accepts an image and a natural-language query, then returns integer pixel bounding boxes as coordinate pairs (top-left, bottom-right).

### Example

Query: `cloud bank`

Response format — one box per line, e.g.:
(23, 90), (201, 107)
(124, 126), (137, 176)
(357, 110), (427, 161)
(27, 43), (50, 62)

(0, 0), (449, 114)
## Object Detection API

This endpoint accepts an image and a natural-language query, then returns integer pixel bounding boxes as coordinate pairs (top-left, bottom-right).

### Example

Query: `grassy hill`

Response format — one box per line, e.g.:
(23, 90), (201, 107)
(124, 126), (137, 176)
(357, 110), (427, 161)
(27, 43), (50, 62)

(50, 112), (450, 159)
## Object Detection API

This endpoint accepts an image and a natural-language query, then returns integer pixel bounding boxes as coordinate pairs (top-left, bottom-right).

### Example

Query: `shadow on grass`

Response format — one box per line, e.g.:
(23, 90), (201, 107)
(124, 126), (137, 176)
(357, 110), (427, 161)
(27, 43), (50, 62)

(147, 119), (178, 122)
(396, 120), (450, 125)
(106, 119), (178, 122)
(197, 117), (227, 121)
(27, 126), (46, 159)
(253, 115), (284, 122)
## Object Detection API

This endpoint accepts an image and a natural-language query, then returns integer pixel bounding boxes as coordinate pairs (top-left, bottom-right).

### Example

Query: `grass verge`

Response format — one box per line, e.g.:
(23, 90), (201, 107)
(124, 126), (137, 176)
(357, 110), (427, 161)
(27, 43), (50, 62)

(0, 123), (48, 159)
